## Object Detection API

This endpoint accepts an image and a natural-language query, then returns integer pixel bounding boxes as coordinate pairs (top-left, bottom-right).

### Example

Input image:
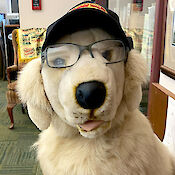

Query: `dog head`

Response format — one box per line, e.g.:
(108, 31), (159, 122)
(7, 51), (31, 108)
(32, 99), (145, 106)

(17, 2), (147, 139)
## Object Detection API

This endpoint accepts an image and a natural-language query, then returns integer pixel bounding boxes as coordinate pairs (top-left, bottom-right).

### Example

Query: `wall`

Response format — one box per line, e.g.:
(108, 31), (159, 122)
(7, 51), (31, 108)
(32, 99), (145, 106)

(0, 0), (11, 13)
(19, 0), (84, 29)
(159, 72), (175, 94)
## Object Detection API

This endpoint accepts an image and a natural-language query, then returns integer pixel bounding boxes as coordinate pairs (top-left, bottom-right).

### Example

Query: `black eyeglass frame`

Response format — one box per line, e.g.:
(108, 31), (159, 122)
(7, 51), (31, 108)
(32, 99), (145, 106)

(41, 39), (129, 69)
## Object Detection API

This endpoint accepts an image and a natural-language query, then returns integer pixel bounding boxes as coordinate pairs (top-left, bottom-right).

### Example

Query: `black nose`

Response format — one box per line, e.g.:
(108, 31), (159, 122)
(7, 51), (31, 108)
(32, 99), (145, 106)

(75, 81), (106, 109)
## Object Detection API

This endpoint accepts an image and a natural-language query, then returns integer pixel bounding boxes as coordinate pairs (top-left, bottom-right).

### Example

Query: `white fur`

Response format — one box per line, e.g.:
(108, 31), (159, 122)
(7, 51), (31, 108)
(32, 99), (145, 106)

(17, 59), (53, 130)
(17, 28), (175, 175)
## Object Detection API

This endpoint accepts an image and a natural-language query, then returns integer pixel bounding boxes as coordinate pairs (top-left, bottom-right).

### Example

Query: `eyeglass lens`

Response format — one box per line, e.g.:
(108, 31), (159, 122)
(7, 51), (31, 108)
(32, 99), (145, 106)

(46, 40), (126, 68)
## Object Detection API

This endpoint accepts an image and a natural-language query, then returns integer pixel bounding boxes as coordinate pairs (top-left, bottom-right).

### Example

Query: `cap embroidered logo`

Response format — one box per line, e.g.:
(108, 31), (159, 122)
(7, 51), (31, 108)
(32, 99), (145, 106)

(69, 3), (108, 14)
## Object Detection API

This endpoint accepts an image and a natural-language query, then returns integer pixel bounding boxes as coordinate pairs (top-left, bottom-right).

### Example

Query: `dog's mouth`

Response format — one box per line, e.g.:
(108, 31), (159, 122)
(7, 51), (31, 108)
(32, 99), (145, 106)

(77, 120), (110, 132)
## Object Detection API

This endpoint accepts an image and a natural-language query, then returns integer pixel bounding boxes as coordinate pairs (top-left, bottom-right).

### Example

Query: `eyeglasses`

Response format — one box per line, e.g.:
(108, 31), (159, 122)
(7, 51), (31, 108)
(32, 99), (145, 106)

(41, 39), (128, 68)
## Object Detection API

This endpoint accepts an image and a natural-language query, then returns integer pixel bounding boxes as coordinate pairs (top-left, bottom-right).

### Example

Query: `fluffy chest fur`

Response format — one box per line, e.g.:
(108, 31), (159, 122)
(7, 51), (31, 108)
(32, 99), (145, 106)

(36, 110), (174, 175)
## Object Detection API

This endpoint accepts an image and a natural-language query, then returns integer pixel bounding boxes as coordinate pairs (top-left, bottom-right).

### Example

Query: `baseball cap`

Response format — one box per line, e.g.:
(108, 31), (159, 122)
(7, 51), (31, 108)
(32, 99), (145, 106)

(42, 1), (133, 51)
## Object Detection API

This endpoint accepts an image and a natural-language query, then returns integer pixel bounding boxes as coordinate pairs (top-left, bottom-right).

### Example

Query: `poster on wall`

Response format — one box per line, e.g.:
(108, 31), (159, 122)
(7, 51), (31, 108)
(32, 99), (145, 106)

(133, 0), (143, 11)
(32, 0), (41, 10)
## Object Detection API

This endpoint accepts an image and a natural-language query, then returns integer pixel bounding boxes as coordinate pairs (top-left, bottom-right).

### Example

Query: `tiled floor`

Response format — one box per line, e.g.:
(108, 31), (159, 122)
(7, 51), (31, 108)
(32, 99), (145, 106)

(0, 80), (42, 175)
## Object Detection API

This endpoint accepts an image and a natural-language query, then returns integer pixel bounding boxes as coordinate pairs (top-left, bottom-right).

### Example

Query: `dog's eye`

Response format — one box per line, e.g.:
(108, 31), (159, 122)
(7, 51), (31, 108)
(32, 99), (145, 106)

(52, 58), (65, 67)
(102, 50), (112, 61)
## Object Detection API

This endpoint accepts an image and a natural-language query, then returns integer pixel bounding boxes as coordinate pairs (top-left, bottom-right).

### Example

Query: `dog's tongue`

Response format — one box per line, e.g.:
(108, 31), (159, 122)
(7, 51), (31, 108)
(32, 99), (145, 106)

(79, 120), (104, 132)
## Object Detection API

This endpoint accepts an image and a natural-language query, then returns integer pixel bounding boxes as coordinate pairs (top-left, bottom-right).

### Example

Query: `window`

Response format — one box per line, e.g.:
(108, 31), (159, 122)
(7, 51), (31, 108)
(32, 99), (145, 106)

(109, 0), (156, 76)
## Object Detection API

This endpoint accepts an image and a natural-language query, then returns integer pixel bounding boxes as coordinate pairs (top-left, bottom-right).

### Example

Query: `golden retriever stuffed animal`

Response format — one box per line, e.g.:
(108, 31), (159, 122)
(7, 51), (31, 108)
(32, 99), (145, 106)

(17, 1), (175, 175)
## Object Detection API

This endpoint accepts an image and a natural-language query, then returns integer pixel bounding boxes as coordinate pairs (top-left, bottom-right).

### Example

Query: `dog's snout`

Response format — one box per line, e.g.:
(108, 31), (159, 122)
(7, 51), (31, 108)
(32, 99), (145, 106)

(75, 81), (106, 109)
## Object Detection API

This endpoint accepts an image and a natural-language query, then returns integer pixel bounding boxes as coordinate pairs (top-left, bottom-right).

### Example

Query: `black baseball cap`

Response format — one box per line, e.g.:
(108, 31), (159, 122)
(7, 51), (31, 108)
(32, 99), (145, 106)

(42, 1), (133, 51)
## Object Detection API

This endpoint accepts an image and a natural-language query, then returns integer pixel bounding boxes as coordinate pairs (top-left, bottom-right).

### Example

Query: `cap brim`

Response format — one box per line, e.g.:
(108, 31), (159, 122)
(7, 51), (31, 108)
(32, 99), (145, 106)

(42, 8), (129, 51)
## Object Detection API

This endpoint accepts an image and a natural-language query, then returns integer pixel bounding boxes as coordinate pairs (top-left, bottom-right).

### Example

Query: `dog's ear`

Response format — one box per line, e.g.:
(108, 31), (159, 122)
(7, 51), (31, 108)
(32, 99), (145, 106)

(124, 50), (147, 111)
(17, 58), (53, 130)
